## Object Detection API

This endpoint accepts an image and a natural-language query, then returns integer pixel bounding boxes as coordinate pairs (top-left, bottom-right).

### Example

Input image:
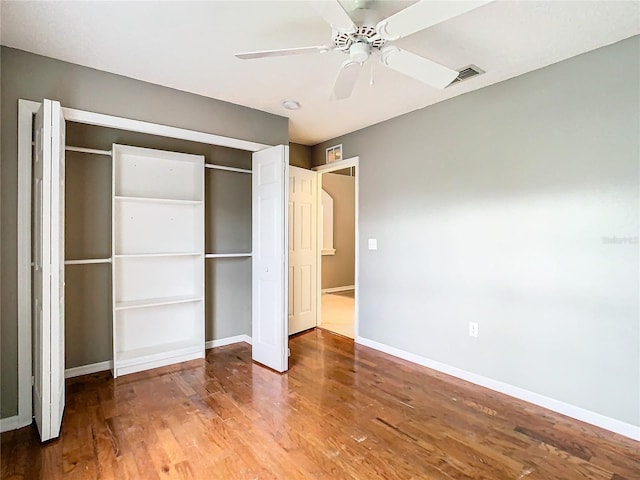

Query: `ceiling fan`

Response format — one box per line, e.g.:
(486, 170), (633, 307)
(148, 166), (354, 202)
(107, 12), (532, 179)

(235, 0), (492, 100)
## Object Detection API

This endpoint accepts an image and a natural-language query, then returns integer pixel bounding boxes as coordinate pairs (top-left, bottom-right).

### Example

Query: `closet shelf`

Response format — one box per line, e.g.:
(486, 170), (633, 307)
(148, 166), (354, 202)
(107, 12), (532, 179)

(115, 294), (204, 311)
(205, 253), (252, 258)
(114, 195), (202, 205)
(114, 252), (203, 258)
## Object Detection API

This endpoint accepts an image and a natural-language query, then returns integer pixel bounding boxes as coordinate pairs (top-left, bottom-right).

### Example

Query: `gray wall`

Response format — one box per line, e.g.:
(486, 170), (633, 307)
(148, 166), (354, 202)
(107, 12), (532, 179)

(1, 47), (288, 418)
(322, 172), (355, 289)
(289, 143), (312, 169)
(64, 150), (112, 369)
(204, 167), (252, 341)
(312, 37), (640, 426)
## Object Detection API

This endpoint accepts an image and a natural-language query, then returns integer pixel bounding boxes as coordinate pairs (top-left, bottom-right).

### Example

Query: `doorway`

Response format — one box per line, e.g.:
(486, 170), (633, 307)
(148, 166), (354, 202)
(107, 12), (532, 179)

(315, 160), (358, 339)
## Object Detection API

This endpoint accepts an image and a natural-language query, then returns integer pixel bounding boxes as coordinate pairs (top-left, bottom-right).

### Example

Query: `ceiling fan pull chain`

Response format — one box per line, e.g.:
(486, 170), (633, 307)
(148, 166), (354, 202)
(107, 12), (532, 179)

(369, 62), (375, 86)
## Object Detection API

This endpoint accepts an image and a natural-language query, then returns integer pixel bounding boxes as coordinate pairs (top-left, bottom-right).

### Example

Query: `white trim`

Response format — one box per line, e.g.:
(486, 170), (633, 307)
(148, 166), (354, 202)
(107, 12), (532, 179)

(313, 156), (358, 173)
(355, 336), (640, 441)
(0, 415), (31, 433)
(205, 164), (252, 174)
(16, 100), (40, 430)
(65, 361), (112, 379)
(205, 334), (253, 350)
(322, 285), (355, 294)
(61, 107), (270, 153)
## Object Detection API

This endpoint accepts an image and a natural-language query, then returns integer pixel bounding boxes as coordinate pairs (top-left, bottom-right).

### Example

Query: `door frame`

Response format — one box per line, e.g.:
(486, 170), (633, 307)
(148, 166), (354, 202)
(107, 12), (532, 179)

(10, 99), (273, 432)
(312, 157), (359, 339)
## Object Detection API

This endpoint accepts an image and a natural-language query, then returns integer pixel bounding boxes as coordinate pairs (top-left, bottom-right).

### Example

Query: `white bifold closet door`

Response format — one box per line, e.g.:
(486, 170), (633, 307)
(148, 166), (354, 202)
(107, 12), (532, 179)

(33, 99), (66, 442)
(252, 145), (289, 372)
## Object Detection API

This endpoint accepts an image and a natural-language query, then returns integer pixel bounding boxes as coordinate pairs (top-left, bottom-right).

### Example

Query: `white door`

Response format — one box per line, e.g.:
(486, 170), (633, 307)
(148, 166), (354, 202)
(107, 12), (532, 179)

(33, 99), (66, 442)
(288, 166), (317, 334)
(252, 145), (289, 372)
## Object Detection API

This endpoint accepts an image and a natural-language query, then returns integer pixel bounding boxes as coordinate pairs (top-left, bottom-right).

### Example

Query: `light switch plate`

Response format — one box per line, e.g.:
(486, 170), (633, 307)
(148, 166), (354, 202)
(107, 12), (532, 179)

(368, 238), (377, 250)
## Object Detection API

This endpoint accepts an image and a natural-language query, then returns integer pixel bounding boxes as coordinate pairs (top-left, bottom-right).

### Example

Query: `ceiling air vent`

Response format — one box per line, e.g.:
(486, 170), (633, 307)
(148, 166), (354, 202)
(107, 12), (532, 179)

(448, 65), (484, 87)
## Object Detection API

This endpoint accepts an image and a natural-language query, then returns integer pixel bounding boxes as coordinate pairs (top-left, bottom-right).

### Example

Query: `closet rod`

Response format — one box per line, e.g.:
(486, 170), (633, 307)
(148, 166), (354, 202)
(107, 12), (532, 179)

(65, 146), (112, 156)
(205, 164), (251, 174)
(205, 253), (252, 259)
(65, 258), (112, 265)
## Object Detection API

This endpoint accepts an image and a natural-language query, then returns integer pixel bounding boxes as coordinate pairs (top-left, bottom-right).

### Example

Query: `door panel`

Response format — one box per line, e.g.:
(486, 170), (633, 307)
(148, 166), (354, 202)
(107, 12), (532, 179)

(33, 99), (66, 442)
(252, 146), (288, 372)
(288, 166), (317, 334)
(50, 101), (66, 437)
(33, 102), (51, 441)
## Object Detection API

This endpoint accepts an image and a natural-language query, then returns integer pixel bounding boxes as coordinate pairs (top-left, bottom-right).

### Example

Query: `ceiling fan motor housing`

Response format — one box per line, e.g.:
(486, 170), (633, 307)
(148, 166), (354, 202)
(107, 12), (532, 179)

(333, 24), (386, 52)
(350, 42), (370, 63)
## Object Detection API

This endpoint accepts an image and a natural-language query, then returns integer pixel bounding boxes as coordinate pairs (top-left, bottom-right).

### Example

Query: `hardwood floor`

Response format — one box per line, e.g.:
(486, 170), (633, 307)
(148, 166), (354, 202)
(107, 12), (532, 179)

(2, 329), (638, 479)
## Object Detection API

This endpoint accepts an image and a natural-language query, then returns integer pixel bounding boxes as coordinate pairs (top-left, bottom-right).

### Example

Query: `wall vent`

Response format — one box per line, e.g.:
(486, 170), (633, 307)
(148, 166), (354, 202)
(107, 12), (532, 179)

(448, 65), (484, 86)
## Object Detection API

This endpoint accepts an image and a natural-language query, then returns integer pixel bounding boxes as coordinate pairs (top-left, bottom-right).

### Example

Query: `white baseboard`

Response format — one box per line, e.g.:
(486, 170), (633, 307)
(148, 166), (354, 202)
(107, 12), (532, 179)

(355, 336), (640, 442)
(64, 334), (254, 379)
(205, 334), (252, 350)
(65, 361), (112, 379)
(0, 415), (32, 433)
(2, 336), (253, 433)
(63, 335), (254, 380)
(322, 285), (355, 294)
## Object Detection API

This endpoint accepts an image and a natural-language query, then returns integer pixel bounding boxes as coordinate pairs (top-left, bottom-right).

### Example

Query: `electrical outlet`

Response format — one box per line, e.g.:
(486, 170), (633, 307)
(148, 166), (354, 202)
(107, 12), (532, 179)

(469, 322), (479, 338)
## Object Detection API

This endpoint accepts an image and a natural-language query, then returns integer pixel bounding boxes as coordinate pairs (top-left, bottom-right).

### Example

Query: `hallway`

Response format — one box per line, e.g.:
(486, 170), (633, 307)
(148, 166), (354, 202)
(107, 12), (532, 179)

(320, 290), (354, 338)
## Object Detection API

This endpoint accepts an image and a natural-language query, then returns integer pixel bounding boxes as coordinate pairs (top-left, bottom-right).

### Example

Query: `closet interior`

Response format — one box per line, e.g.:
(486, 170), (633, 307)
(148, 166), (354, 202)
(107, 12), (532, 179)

(63, 122), (253, 376)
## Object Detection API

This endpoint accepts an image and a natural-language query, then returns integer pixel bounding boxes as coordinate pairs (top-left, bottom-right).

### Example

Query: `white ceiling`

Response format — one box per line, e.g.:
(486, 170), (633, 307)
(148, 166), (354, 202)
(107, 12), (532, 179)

(1, 1), (638, 145)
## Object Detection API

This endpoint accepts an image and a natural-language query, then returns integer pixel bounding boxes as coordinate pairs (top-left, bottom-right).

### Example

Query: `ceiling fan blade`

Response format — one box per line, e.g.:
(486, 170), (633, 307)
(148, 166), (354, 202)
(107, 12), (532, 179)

(380, 46), (458, 89)
(310, 0), (356, 33)
(235, 45), (332, 60)
(376, 0), (493, 40)
(331, 60), (362, 100)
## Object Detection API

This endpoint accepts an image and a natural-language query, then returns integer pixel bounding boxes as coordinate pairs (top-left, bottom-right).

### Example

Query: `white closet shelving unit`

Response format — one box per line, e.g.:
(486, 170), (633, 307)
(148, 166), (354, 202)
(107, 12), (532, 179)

(112, 144), (205, 377)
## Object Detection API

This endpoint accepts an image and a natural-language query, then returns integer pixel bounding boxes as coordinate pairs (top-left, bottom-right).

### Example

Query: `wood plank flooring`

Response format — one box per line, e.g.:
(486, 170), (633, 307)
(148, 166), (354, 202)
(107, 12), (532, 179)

(2, 329), (638, 479)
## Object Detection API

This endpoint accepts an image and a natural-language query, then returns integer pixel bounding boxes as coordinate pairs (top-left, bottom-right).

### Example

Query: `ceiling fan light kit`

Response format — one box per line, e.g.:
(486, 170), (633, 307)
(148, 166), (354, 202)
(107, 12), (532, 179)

(349, 42), (370, 63)
(235, 0), (493, 99)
